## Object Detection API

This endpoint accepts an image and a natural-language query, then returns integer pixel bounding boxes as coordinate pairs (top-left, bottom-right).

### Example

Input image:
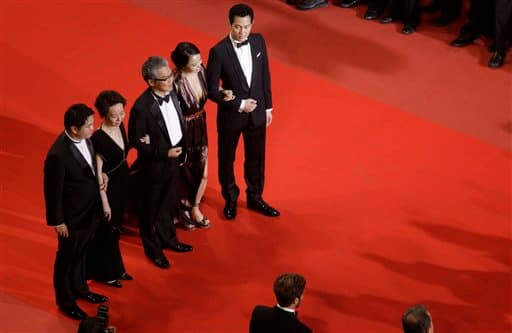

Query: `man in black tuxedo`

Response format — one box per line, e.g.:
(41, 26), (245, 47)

(128, 56), (192, 269)
(207, 3), (280, 221)
(249, 273), (312, 333)
(44, 104), (108, 320)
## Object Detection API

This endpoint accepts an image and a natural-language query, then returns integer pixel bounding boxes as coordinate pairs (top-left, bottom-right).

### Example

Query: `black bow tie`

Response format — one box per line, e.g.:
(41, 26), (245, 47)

(235, 39), (249, 48)
(154, 93), (171, 106)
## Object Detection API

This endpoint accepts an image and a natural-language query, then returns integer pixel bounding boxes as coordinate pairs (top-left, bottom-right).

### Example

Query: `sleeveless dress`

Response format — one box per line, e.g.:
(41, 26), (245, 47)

(174, 66), (208, 203)
(87, 123), (129, 281)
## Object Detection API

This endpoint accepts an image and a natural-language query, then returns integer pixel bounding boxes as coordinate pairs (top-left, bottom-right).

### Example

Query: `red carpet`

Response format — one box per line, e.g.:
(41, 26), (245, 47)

(0, 1), (510, 332)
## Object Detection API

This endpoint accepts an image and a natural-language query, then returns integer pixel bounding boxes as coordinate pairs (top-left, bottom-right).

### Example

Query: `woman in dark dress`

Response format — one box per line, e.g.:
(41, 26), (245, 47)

(171, 42), (234, 230)
(88, 90), (133, 287)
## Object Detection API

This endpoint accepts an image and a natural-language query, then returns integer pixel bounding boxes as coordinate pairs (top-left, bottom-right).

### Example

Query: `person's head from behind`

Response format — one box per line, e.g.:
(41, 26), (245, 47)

(170, 42), (202, 74)
(141, 56), (173, 95)
(228, 3), (254, 42)
(94, 90), (127, 128)
(402, 304), (433, 333)
(273, 273), (306, 309)
(64, 104), (94, 140)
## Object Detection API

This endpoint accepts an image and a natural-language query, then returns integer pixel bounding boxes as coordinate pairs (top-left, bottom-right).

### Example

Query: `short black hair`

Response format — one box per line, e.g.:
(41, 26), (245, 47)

(273, 273), (306, 307)
(402, 304), (432, 333)
(64, 104), (94, 132)
(170, 42), (200, 70)
(229, 3), (254, 24)
(94, 90), (126, 118)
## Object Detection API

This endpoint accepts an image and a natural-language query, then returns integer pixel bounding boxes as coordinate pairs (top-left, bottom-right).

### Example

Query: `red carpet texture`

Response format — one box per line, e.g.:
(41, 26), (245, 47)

(0, 1), (510, 332)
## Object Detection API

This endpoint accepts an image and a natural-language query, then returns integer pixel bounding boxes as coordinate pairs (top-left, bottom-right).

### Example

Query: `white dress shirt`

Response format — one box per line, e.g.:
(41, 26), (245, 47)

(154, 93), (183, 146)
(65, 130), (94, 175)
(230, 34), (253, 87)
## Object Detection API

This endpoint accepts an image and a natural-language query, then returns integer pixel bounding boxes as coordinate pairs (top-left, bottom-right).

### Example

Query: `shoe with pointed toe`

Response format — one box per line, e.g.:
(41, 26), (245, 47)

(380, 16), (394, 24)
(224, 200), (237, 220)
(168, 242), (193, 253)
(401, 24), (415, 35)
(119, 272), (133, 280)
(450, 32), (478, 47)
(488, 51), (506, 68)
(296, 0), (328, 10)
(59, 304), (87, 320)
(152, 256), (170, 269)
(105, 280), (122, 288)
(247, 198), (280, 217)
(364, 8), (379, 20)
(81, 292), (108, 304)
(339, 0), (361, 8)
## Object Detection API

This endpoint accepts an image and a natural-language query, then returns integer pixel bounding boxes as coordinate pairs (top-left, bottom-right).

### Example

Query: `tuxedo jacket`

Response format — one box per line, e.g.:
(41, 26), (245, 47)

(128, 88), (186, 184)
(206, 33), (272, 130)
(43, 133), (100, 230)
(249, 305), (312, 333)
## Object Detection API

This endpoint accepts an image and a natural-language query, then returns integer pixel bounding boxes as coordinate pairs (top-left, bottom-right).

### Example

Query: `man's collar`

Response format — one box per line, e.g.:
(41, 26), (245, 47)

(276, 304), (295, 313)
(229, 33), (249, 46)
(64, 130), (82, 144)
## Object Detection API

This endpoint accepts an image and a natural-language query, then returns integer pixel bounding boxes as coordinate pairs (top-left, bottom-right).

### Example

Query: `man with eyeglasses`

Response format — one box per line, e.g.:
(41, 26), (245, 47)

(207, 3), (280, 221)
(128, 56), (193, 269)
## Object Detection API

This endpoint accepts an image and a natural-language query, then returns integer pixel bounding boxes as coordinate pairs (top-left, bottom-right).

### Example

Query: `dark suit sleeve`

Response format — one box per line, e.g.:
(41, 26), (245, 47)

(260, 36), (273, 110)
(249, 306), (261, 333)
(44, 153), (65, 226)
(128, 102), (168, 161)
(206, 46), (243, 112)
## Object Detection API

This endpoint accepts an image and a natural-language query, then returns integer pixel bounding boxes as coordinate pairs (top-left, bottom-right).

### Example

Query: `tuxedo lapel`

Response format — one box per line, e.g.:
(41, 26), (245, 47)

(147, 93), (172, 145)
(169, 91), (186, 133)
(65, 136), (95, 178)
(223, 37), (250, 92)
(249, 35), (260, 90)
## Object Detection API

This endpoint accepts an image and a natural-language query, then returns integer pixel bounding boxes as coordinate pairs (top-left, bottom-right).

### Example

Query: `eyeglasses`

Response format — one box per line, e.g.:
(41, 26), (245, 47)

(152, 73), (173, 82)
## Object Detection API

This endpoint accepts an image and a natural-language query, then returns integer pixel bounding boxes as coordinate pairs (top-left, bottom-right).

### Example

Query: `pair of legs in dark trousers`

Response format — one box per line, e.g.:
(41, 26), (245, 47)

(54, 219), (98, 308)
(460, 0), (494, 37)
(218, 124), (266, 203)
(495, 0), (512, 53)
(139, 165), (179, 260)
(385, 0), (421, 28)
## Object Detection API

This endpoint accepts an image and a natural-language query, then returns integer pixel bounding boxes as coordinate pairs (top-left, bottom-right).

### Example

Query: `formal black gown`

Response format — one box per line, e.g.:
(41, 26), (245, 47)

(174, 66), (208, 204)
(87, 123), (129, 281)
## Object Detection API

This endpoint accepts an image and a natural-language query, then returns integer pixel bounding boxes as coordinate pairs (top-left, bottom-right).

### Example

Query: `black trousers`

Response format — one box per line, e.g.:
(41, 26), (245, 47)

(386, 0), (421, 26)
(138, 163), (179, 260)
(218, 124), (266, 203)
(460, 0), (494, 36)
(368, 0), (387, 12)
(495, 0), (512, 52)
(426, 0), (462, 19)
(54, 218), (99, 308)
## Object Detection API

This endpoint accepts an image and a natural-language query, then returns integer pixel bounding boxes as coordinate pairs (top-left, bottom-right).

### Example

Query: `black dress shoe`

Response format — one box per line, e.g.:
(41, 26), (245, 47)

(168, 242), (193, 253)
(488, 51), (506, 68)
(224, 201), (237, 220)
(296, 0), (328, 10)
(247, 199), (280, 217)
(450, 32), (478, 47)
(380, 16), (394, 24)
(81, 292), (108, 304)
(152, 256), (170, 269)
(119, 272), (134, 280)
(401, 24), (415, 35)
(105, 280), (122, 288)
(339, 0), (361, 8)
(364, 8), (379, 20)
(59, 304), (87, 320)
